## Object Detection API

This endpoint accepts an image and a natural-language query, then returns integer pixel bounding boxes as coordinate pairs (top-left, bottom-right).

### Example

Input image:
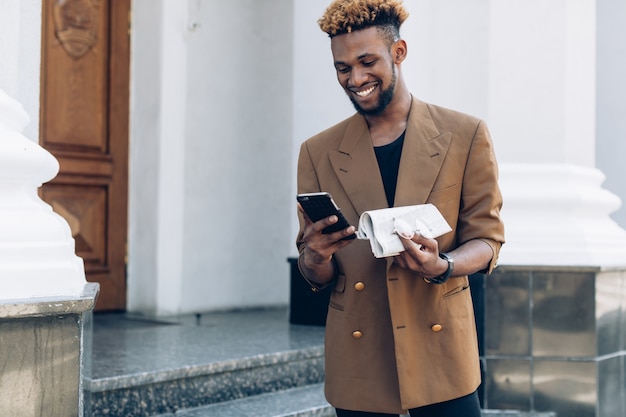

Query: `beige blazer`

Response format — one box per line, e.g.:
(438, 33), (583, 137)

(297, 97), (505, 413)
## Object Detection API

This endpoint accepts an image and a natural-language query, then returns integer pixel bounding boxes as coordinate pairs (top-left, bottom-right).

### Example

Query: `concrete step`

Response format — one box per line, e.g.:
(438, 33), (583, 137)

(171, 383), (557, 417)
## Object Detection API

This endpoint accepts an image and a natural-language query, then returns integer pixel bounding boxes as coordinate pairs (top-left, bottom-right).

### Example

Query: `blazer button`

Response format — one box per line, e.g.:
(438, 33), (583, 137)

(354, 282), (365, 291)
(352, 330), (363, 339)
(431, 324), (443, 332)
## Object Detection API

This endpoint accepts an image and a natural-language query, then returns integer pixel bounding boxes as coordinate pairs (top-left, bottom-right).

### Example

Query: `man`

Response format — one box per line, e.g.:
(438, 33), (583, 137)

(296, 1), (505, 416)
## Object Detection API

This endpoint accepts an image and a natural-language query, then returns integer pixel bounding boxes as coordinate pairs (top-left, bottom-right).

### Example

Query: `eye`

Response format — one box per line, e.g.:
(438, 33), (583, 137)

(362, 60), (376, 67)
(336, 66), (350, 74)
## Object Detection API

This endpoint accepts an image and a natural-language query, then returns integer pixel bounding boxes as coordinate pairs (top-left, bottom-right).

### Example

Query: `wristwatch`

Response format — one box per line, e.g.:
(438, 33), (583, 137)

(424, 252), (454, 284)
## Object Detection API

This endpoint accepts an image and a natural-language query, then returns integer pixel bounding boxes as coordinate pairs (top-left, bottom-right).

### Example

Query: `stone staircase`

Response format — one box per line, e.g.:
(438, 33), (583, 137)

(84, 308), (556, 417)
(84, 308), (326, 417)
(170, 383), (557, 417)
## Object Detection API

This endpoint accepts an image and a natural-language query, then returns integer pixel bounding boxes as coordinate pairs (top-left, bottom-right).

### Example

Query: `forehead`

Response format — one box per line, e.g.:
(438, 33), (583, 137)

(330, 26), (388, 62)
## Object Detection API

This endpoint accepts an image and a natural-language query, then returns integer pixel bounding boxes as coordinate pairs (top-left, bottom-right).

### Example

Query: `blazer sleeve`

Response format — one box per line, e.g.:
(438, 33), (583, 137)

(295, 141), (321, 251)
(457, 120), (505, 274)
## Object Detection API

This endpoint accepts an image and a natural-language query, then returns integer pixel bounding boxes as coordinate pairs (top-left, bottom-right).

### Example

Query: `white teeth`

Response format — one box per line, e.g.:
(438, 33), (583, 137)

(355, 85), (375, 97)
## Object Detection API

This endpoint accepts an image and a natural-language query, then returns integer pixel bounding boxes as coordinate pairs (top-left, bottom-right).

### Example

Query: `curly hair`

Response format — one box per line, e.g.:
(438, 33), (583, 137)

(318, 0), (409, 39)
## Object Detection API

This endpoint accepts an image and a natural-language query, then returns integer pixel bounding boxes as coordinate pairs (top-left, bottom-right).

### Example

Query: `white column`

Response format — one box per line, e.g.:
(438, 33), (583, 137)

(0, 0), (42, 142)
(153, 0), (187, 314)
(0, 91), (87, 299)
(487, 0), (626, 267)
(402, 0), (626, 267)
(0, 0), (88, 298)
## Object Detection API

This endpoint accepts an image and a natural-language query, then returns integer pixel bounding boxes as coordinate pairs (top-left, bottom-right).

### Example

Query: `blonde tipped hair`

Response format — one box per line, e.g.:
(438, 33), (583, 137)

(318, 0), (409, 38)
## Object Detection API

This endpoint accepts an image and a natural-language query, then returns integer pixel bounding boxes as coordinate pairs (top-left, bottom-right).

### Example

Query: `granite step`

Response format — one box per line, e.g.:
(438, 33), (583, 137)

(170, 383), (557, 417)
(173, 383), (333, 417)
(481, 411), (557, 417)
(85, 309), (326, 417)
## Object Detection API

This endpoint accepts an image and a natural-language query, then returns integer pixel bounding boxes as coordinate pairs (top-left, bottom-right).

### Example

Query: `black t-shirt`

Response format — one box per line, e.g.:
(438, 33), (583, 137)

(374, 131), (405, 207)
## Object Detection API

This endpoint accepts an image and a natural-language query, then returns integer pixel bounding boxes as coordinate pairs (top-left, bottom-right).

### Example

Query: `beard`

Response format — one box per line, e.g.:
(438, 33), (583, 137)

(348, 64), (397, 116)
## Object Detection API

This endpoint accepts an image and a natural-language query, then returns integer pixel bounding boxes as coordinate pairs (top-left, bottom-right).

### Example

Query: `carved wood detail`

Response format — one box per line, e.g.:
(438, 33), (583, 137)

(52, 0), (101, 59)
(42, 184), (107, 268)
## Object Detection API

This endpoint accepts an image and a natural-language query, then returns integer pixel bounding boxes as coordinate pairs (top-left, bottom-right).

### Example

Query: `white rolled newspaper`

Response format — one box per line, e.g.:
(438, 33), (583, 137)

(356, 204), (452, 258)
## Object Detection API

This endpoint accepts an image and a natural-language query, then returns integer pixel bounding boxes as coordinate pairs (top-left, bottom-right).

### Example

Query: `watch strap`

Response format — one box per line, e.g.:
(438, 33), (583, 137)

(424, 252), (454, 284)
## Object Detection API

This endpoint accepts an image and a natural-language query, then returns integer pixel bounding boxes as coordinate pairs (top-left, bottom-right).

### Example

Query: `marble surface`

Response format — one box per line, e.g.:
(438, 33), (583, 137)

(1, 314), (83, 417)
(0, 282), (98, 319)
(86, 307), (326, 417)
(0, 283), (98, 417)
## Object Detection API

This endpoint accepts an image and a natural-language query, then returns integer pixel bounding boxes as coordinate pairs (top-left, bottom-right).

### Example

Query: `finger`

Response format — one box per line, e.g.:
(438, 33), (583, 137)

(335, 225), (357, 241)
(394, 255), (407, 269)
(311, 214), (338, 234)
(398, 233), (423, 252)
(411, 233), (440, 254)
(318, 224), (356, 245)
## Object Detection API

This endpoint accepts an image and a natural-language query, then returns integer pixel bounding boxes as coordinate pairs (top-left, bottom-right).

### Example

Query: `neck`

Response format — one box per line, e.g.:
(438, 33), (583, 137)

(366, 88), (412, 147)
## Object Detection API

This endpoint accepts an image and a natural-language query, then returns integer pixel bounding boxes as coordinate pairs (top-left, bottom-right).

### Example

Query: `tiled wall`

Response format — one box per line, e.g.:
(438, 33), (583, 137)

(482, 267), (626, 417)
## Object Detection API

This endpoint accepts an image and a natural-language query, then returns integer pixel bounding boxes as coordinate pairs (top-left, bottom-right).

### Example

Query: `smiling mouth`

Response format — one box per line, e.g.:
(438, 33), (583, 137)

(354, 85), (376, 97)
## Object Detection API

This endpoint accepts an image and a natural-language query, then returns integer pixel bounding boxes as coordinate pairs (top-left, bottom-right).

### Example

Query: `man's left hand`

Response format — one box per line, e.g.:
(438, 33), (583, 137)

(393, 232), (448, 279)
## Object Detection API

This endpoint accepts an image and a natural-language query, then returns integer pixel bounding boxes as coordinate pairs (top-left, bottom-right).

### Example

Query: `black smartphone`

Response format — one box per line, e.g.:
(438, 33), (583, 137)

(297, 192), (356, 240)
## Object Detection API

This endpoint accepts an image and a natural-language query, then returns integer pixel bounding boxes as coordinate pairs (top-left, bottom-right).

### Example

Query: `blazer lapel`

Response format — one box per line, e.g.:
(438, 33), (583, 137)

(328, 115), (389, 216)
(394, 97), (451, 207)
(327, 98), (451, 216)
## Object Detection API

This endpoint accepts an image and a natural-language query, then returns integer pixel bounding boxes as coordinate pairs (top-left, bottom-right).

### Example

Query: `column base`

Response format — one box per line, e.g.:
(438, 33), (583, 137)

(498, 163), (626, 267)
(0, 282), (99, 417)
(482, 265), (626, 417)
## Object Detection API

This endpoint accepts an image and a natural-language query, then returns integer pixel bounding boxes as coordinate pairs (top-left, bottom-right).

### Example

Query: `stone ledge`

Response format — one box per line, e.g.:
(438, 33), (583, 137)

(0, 282), (98, 318)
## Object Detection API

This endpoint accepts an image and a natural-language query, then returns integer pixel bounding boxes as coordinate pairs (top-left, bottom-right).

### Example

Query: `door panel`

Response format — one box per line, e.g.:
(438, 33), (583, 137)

(40, 0), (130, 311)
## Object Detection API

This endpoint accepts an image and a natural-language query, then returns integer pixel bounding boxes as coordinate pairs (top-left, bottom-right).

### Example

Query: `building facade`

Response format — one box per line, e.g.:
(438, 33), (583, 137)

(1, 0), (625, 315)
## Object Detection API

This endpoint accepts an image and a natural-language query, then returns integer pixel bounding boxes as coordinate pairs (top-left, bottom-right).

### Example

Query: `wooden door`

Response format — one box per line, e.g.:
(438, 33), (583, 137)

(39, 0), (130, 311)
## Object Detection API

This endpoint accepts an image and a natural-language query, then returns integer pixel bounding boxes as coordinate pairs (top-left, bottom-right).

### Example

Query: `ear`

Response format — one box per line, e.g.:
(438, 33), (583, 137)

(392, 39), (407, 64)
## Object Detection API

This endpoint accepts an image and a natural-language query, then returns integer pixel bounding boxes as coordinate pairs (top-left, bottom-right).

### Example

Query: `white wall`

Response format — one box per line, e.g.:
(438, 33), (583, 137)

(488, 0), (596, 167)
(181, 0), (294, 311)
(401, 1), (491, 119)
(129, 0), (294, 315)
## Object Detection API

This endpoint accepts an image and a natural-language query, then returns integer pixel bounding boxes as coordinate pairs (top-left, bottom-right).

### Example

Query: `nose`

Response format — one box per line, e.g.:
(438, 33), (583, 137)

(349, 66), (368, 87)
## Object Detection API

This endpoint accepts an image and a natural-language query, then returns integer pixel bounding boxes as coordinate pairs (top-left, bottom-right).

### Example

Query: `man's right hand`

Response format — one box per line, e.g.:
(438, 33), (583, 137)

(298, 203), (355, 285)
